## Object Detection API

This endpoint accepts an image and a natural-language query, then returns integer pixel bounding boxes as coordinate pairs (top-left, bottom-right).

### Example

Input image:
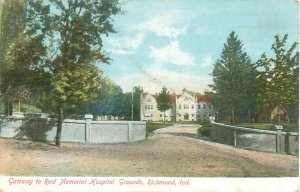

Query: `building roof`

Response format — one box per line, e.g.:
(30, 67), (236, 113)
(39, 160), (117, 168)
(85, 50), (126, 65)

(141, 92), (212, 102)
(196, 95), (213, 102)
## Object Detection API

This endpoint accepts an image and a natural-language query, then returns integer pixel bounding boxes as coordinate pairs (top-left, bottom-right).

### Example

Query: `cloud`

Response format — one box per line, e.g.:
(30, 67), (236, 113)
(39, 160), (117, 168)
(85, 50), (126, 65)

(114, 67), (212, 94)
(132, 12), (187, 39)
(144, 68), (212, 93)
(195, 26), (208, 36)
(150, 41), (195, 66)
(200, 55), (214, 67)
(106, 33), (145, 55)
(105, 11), (191, 55)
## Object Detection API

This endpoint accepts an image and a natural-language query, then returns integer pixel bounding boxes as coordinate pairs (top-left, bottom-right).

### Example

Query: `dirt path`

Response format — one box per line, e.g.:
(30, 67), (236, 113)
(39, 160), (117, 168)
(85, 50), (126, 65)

(0, 124), (298, 177)
(150, 123), (199, 138)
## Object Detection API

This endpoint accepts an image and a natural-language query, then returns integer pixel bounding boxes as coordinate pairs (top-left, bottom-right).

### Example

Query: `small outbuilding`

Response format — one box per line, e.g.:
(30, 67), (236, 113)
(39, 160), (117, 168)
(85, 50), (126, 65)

(270, 104), (289, 123)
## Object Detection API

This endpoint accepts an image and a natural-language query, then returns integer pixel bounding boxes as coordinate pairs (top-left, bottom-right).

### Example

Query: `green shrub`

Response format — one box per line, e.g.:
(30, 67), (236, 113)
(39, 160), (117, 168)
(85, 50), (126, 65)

(198, 120), (210, 125)
(175, 120), (210, 125)
(198, 125), (210, 137)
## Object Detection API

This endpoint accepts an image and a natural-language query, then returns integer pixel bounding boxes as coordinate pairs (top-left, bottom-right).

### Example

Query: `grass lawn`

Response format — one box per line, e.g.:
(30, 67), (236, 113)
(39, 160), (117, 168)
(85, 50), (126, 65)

(146, 122), (173, 137)
(235, 122), (298, 132)
(176, 120), (209, 125)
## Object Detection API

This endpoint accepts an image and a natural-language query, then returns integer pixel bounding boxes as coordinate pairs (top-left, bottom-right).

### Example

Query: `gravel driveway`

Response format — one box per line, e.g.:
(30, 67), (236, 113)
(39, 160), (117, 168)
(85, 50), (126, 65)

(0, 124), (298, 176)
(151, 123), (199, 138)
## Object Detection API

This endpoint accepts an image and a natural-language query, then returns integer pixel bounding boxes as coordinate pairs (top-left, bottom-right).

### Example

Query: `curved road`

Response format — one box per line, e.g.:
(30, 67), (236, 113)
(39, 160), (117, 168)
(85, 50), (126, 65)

(151, 123), (199, 138)
(0, 123), (298, 176)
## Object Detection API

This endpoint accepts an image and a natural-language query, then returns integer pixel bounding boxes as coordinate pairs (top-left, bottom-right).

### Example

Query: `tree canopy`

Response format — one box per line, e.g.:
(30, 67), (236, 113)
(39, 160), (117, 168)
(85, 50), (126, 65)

(81, 80), (130, 119)
(255, 34), (299, 122)
(24, 0), (123, 146)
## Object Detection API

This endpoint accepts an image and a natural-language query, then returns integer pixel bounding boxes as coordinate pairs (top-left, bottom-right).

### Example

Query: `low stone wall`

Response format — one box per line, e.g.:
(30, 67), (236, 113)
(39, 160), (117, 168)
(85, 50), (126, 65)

(0, 117), (146, 143)
(210, 122), (298, 155)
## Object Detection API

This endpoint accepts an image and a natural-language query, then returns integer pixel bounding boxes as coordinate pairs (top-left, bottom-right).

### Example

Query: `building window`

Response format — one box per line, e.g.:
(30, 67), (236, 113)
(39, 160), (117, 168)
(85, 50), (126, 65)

(203, 104), (206, 109)
(192, 114), (194, 117)
(147, 98), (151, 102)
(184, 104), (189, 109)
(151, 105), (153, 109)
(151, 114), (153, 117)
(198, 105), (200, 109)
(192, 105), (194, 109)
(179, 104), (181, 109)
(145, 105), (147, 110)
(160, 114), (162, 117)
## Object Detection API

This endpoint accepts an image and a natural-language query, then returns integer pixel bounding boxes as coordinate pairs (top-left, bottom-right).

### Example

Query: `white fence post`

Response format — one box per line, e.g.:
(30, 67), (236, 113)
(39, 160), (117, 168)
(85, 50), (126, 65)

(85, 114), (93, 142)
(233, 129), (237, 147)
(275, 125), (283, 153)
(128, 122), (133, 142)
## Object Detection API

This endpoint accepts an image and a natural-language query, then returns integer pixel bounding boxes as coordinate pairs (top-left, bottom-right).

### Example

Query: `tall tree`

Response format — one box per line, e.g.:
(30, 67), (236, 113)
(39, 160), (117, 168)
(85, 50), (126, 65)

(0, 0), (45, 115)
(211, 31), (256, 123)
(27, 0), (122, 147)
(156, 86), (172, 123)
(0, 0), (26, 115)
(255, 34), (299, 122)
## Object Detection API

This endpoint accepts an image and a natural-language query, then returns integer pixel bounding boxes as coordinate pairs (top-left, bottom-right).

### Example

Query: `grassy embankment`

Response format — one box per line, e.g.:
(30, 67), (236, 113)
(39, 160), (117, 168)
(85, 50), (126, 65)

(235, 122), (298, 132)
(146, 122), (173, 137)
(197, 121), (298, 138)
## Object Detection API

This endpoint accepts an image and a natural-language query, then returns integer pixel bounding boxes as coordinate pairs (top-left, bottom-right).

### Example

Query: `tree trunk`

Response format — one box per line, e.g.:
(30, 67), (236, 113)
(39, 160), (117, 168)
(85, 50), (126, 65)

(231, 107), (235, 124)
(55, 107), (64, 147)
(18, 99), (21, 112)
(4, 100), (13, 116)
(248, 108), (251, 123)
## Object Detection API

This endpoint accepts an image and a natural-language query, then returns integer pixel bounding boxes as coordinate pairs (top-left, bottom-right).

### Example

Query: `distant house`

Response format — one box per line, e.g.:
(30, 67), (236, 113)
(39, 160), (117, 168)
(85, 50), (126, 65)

(270, 105), (289, 123)
(140, 89), (214, 121)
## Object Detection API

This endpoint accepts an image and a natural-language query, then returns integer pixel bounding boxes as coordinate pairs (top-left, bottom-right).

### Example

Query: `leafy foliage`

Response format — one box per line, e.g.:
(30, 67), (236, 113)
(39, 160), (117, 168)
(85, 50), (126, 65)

(255, 34), (299, 122)
(72, 84), (143, 121)
(0, 0), (48, 115)
(24, 0), (122, 146)
(26, 0), (122, 111)
(75, 80), (130, 119)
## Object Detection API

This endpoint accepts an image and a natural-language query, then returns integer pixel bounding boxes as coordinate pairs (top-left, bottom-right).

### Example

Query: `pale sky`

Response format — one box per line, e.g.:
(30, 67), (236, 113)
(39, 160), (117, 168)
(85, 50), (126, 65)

(101, 0), (299, 94)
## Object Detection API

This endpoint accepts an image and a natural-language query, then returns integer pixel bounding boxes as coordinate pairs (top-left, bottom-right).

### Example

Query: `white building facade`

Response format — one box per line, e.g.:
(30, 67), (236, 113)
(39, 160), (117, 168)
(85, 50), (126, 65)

(140, 89), (214, 121)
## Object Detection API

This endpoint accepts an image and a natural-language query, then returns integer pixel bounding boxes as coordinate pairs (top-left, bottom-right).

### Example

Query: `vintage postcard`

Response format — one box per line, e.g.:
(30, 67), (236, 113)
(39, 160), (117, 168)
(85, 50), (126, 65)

(0, 0), (299, 191)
